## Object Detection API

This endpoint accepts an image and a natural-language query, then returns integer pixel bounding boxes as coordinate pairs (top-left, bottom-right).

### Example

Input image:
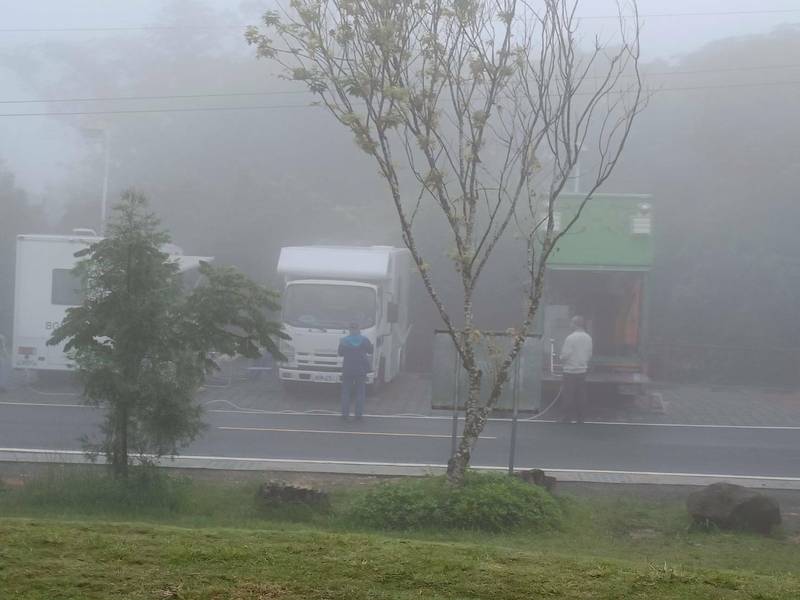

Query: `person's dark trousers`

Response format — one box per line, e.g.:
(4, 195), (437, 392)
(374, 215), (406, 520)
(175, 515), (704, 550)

(561, 372), (588, 423)
(341, 373), (366, 419)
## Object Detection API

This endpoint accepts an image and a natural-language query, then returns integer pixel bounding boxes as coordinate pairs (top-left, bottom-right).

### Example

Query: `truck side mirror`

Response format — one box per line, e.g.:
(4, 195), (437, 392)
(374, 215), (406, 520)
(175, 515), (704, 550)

(387, 301), (399, 324)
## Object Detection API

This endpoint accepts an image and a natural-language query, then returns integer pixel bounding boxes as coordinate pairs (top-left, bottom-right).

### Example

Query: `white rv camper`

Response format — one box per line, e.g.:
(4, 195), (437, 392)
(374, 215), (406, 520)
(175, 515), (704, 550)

(12, 232), (211, 371)
(276, 246), (412, 386)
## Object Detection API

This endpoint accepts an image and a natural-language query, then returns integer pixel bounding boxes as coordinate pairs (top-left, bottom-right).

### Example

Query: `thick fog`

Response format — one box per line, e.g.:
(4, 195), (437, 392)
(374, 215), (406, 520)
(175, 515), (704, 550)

(2, 0), (800, 382)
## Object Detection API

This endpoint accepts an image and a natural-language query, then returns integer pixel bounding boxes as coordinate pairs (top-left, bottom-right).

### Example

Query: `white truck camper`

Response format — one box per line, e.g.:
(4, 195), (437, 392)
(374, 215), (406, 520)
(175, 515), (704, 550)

(12, 232), (211, 371)
(276, 246), (412, 386)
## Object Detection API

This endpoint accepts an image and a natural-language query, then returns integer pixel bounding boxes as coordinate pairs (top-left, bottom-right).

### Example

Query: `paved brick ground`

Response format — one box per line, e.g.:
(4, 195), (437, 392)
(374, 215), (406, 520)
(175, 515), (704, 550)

(631, 384), (800, 427)
(5, 364), (800, 427)
(199, 368), (435, 416)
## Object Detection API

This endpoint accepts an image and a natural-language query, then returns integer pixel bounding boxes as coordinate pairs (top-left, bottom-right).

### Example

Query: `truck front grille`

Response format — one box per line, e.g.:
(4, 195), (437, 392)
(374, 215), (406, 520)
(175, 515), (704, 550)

(294, 364), (341, 373)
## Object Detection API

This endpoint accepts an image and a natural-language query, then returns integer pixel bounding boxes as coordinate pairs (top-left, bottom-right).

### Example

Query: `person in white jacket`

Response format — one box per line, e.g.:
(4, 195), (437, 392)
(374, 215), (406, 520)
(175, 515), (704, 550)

(559, 316), (593, 423)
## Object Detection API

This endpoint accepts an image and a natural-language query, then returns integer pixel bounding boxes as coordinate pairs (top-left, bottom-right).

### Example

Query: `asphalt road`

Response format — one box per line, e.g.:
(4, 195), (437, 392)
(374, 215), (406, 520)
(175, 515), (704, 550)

(1, 401), (799, 478)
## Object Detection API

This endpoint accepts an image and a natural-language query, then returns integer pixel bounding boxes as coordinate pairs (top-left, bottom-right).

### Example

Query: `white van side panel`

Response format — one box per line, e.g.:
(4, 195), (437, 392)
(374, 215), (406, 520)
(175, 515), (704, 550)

(12, 235), (211, 371)
(12, 236), (97, 370)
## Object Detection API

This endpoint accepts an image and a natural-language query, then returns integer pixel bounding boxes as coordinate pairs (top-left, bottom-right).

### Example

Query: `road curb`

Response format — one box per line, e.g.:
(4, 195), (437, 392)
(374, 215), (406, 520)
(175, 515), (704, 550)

(2, 448), (800, 490)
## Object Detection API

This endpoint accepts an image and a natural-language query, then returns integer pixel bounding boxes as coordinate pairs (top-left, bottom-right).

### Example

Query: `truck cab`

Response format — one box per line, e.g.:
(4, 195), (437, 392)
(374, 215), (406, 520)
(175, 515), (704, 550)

(277, 246), (411, 387)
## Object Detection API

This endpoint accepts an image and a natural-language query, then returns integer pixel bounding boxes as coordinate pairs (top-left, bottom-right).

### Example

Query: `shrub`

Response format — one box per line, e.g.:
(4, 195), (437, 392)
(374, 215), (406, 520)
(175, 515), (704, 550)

(345, 472), (562, 532)
(254, 482), (332, 522)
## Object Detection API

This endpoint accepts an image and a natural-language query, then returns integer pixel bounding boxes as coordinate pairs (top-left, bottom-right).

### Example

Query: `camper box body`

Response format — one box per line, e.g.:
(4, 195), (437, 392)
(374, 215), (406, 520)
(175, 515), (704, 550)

(544, 193), (654, 397)
(12, 234), (209, 371)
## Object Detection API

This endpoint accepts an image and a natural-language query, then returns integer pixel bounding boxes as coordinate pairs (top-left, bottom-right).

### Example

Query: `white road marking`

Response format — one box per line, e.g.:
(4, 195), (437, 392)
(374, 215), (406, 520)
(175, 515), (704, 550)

(3, 401), (800, 430)
(0, 401), (88, 409)
(539, 420), (800, 431)
(217, 426), (496, 440)
(209, 409), (800, 430)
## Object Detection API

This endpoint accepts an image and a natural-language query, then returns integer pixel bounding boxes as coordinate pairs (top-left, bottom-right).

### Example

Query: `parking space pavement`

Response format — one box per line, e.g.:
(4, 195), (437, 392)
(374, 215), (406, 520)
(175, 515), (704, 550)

(630, 383), (800, 427)
(3, 363), (800, 427)
(198, 365), (435, 416)
(181, 366), (800, 427)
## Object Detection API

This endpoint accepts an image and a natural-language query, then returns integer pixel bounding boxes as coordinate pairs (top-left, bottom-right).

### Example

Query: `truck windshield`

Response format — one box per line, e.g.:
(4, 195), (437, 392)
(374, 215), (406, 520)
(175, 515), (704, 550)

(283, 284), (377, 330)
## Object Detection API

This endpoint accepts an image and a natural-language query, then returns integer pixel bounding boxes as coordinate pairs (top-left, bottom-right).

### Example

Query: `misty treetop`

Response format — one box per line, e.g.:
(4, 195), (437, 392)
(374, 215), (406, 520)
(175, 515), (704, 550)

(49, 190), (287, 477)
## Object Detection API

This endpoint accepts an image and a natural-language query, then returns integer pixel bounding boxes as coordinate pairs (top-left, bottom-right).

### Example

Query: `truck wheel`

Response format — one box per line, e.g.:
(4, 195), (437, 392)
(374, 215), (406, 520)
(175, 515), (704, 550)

(368, 360), (386, 396)
(398, 346), (406, 374)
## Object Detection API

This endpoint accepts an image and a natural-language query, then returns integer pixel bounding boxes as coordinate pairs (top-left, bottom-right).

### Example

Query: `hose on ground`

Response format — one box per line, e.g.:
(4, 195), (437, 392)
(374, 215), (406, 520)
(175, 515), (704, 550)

(522, 384), (563, 421)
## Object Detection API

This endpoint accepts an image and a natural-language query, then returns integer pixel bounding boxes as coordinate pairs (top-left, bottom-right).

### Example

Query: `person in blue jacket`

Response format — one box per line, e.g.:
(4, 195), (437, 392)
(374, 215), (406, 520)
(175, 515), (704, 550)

(338, 323), (373, 420)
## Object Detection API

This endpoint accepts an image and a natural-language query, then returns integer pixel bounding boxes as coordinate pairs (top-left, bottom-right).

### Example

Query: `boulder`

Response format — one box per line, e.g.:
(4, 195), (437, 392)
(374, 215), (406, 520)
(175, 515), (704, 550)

(687, 482), (781, 534)
(514, 469), (557, 492)
(256, 481), (330, 510)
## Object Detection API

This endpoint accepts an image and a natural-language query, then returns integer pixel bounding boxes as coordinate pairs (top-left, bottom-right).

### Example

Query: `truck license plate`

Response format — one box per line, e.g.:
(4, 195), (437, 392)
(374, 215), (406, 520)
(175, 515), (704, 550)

(313, 373), (339, 383)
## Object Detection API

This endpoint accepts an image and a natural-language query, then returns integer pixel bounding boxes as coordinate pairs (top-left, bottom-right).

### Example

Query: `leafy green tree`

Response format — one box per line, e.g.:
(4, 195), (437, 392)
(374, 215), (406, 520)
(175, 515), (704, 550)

(248, 0), (644, 483)
(49, 190), (286, 478)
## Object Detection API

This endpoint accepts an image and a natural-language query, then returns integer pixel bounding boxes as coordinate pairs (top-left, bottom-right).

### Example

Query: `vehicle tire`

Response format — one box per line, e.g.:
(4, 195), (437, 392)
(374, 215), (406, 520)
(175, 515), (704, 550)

(368, 360), (386, 396)
(398, 346), (406, 374)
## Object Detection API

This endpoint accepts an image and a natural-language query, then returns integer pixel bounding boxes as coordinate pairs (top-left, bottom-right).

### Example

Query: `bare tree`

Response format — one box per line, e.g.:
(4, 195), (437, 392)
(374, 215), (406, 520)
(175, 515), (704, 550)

(247, 0), (645, 483)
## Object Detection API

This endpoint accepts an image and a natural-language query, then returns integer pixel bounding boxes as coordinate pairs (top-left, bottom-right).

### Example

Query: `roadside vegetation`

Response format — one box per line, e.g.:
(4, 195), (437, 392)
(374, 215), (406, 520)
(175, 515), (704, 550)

(47, 192), (285, 479)
(342, 472), (563, 532)
(2, 467), (799, 599)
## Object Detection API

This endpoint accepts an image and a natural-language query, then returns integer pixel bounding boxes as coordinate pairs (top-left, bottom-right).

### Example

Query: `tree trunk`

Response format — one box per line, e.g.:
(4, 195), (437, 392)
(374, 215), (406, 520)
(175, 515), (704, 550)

(112, 403), (129, 479)
(446, 369), (487, 484)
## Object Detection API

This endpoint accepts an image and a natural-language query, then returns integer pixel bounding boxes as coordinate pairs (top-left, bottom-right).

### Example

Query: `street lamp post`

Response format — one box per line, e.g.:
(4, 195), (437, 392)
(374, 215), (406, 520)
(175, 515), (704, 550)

(82, 125), (110, 234)
(508, 353), (521, 474)
(450, 352), (460, 458)
(100, 129), (110, 234)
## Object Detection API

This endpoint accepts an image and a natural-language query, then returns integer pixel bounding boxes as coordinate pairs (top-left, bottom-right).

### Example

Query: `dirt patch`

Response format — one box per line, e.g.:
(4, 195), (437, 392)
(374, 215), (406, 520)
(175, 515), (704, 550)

(0, 460), (401, 490)
(215, 583), (289, 599)
(0, 478), (25, 489)
(629, 528), (660, 540)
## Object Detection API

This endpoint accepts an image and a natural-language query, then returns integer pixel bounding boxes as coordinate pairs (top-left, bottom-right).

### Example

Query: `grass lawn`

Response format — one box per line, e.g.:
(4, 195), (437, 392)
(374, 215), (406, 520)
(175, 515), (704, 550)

(2, 518), (800, 599)
(1, 470), (799, 598)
